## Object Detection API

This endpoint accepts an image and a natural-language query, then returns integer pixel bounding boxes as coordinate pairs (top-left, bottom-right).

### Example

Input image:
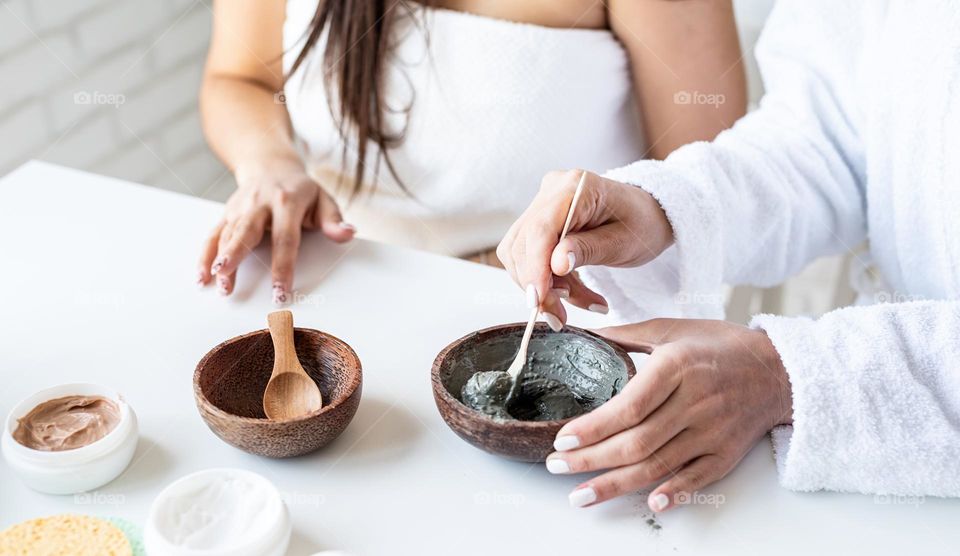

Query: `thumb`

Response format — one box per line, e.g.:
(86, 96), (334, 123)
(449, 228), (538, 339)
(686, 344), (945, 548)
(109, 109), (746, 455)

(551, 222), (637, 274)
(590, 318), (681, 354)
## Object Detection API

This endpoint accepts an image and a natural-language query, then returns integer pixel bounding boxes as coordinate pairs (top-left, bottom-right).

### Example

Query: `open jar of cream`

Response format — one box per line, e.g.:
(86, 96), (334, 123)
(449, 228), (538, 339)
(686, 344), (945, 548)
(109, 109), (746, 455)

(2, 383), (139, 494)
(144, 468), (291, 556)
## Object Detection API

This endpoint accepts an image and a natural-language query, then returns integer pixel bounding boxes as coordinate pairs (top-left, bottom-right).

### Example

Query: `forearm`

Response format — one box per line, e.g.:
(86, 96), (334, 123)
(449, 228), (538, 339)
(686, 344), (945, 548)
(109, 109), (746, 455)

(199, 74), (300, 173)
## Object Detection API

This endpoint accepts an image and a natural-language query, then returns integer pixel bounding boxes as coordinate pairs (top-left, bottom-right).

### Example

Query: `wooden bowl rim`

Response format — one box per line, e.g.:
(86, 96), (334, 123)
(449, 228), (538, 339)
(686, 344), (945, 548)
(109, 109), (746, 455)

(431, 322), (637, 430)
(194, 327), (362, 425)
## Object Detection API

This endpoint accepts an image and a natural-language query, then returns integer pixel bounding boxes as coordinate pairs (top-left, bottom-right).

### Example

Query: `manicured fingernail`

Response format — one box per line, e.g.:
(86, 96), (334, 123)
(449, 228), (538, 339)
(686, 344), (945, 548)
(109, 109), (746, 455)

(196, 273), (205, 288)
(272, 285), (288, 305)
(649, 492), (669, 512)
(554, 435), (580, 451)
(526, 284), (539, 309)
(541, 312), (563, 332)
(546, 458), (570, 474)
(217, 276), (229, 295)
(569, 487), (597, 508)
(588, 303), (609, 315)
(552, 288), (570, 299)
(339, 222), (356, 232)
(566, 252), (577, 274)
(211, 256), (227, 274)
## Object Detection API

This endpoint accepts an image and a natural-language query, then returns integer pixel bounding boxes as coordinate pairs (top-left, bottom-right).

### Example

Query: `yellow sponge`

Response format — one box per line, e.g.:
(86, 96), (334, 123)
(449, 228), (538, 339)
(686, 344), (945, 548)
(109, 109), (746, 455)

(0, 514), (132, 556)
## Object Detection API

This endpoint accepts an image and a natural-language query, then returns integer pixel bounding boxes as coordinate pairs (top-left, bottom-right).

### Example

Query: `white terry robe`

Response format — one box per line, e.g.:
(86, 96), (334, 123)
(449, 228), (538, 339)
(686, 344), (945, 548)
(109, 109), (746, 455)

(597, 0), (960, 496)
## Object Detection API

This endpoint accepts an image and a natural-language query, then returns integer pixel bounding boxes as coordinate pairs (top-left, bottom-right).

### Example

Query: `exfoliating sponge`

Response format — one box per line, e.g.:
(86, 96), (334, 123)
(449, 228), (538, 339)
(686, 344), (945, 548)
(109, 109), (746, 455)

(0, 514), (132, 556)
(106, 517), (145, 556)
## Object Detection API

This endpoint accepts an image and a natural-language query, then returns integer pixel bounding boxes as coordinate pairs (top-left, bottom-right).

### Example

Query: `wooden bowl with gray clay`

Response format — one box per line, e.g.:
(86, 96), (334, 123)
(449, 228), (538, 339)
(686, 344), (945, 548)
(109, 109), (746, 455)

(194, 327), (362, 458)
(432, 323), (636, 462)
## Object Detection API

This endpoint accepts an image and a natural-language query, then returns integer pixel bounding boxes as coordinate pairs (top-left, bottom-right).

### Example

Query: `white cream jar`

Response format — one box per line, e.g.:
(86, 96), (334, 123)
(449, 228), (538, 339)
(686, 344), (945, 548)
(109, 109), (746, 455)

(144, 468), (291, 556)
(1, 382), (139, 495)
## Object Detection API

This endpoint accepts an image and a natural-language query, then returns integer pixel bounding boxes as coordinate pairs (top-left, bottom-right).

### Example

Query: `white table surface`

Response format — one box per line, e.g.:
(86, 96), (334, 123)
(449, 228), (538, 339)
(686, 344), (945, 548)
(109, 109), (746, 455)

(0, 161), (956, 555)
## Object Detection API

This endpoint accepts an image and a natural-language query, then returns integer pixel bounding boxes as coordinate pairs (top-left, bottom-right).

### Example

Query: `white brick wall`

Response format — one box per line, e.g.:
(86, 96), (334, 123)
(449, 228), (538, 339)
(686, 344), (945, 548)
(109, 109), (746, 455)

(0, 0), (235, 200)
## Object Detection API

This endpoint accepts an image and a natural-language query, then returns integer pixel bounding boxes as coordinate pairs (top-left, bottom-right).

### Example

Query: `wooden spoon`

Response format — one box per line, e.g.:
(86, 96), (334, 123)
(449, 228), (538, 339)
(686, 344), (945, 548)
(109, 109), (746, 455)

(504, 171), (588, 401)
(262, 310), (323, 420)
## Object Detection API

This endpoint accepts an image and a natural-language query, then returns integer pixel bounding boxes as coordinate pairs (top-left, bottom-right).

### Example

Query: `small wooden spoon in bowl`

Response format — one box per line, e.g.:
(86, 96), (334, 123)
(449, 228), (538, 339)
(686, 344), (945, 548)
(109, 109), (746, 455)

(262, 310), (324, 420)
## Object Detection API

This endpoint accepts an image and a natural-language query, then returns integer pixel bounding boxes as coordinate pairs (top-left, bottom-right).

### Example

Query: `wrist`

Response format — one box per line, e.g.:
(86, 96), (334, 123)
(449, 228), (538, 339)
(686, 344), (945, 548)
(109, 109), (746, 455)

(234, 153), (309, 188)
(752, 329), (793, 427)
(626, 183), (675, 256)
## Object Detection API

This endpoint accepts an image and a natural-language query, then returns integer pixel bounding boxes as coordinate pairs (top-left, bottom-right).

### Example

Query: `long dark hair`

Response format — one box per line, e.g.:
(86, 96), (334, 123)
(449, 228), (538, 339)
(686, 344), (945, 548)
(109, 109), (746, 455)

(287, 0), (427, 198)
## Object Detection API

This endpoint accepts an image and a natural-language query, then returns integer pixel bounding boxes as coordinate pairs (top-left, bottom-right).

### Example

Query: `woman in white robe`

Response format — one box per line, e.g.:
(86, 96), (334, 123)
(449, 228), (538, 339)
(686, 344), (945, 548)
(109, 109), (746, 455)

(498, 0), (960, 512)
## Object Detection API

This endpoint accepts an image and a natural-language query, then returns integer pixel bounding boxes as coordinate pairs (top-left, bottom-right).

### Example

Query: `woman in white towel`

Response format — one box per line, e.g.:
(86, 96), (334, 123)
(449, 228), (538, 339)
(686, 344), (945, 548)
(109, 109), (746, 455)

(499, 0), (960, 511)
(196, 0), (746, 304)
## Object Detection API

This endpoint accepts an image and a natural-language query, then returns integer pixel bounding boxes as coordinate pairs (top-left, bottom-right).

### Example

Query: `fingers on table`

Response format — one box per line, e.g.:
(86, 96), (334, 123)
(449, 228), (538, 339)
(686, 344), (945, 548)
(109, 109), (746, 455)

(570, 432), (717, 509)
(214, 211), (268, 277)
(270, 212), (304, 305)
(648, 454), (728, 512)
(208, 211), (269, 296)
(197, 221), (225, 286)
(546, 398), (687, 475)
(315, 191), (355, 243)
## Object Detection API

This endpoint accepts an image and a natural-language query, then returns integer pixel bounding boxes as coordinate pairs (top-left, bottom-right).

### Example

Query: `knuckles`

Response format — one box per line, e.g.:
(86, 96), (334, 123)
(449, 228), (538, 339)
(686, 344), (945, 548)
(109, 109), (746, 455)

(539, 169), (584, 193)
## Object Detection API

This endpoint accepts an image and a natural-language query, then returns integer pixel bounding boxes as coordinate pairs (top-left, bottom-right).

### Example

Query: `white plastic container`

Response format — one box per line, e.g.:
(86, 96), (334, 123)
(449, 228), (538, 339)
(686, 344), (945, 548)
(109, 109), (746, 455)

(1, 382), (139, 495)
(144, 468), (291, 556)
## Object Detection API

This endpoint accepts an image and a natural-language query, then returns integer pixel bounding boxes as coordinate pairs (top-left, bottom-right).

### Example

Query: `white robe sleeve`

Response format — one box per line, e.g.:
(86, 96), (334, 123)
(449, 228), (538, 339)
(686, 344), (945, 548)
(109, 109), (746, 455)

(602, 0), (871, 296)
(752, 302), (960, 496)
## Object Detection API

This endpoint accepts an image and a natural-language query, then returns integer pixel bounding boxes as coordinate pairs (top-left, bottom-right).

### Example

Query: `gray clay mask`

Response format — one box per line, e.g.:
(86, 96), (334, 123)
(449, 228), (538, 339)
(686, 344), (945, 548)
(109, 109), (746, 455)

(451, 330), (628, 421)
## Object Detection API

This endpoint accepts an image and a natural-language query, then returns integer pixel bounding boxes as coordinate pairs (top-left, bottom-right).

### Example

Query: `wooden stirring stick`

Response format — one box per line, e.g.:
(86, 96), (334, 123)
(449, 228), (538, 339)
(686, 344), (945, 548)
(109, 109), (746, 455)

(505, 171), (588, 384)
(262, 310), (324, 420)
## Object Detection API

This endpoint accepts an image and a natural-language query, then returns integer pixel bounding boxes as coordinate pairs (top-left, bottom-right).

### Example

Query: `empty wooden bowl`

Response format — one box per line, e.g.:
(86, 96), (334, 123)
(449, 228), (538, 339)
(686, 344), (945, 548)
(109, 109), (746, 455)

(194, 327), (362, 458)
(432, 323), (636, 462)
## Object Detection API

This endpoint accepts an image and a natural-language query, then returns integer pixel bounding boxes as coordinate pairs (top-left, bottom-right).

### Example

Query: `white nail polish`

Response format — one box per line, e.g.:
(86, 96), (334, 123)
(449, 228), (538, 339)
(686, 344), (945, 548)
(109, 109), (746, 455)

(554, 435), (580, 451)
(272, 286), (288, 305)
(546, 458), (570, 474)
(542, 312), (563, 332)
(588, 303), (609, 315)
(650, 492), (669, 512)
(339, 222), (356, 232)
(569, 487), (597, 508)
(566, 251), (577, 273)
(526, 284), (539, 309)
